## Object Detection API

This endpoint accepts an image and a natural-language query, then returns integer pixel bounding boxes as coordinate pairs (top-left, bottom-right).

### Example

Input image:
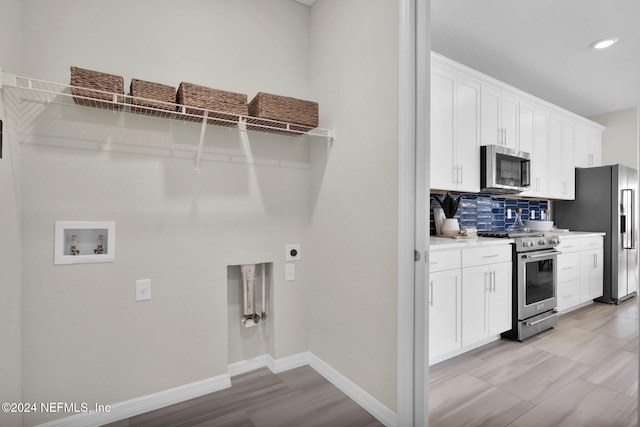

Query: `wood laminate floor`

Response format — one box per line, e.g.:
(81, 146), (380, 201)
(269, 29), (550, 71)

(102, 365), (383, 427)
(430, 300), (639, 427)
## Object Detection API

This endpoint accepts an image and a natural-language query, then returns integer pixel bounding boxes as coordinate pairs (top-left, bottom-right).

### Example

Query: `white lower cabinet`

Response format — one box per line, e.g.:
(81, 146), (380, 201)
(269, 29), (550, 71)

(461, 261), (512, 347)
(429, 243), (512, 365)
(580, 248), (604, 301)
(556, 234), (604, 313)
(429, 269), (462, 359)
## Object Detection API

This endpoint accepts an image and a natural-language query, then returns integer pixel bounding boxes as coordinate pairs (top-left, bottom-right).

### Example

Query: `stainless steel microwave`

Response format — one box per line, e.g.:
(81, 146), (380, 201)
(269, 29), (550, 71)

(481, 145), (531, 194)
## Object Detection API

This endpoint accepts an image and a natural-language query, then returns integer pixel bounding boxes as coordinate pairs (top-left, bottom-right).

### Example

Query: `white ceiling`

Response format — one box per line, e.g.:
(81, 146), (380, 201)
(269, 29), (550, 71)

(431, 0), (640, 117)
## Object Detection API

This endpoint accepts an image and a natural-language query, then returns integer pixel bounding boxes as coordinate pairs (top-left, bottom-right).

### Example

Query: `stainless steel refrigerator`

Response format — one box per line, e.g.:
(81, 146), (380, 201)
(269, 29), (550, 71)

(555, 164), (638, 304)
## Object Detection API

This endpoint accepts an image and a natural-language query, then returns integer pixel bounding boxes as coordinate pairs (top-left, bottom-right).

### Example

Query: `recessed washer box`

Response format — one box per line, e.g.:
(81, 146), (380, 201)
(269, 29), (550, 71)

(286, 244), (301, 261)
(54, 221), (116, 265)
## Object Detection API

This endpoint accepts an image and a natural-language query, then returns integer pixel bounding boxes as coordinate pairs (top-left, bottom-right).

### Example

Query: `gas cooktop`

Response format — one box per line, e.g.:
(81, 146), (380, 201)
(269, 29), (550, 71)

(477, 230), (545, 239)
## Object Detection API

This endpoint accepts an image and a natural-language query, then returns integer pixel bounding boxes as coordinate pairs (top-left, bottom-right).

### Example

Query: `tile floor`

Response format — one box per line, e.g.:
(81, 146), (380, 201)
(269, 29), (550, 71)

(429, 300), (639, 427)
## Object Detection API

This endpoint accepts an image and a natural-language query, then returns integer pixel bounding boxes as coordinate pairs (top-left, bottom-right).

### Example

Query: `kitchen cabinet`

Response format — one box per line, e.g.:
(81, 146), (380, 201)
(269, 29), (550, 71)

(461, 245), (512, 347)
(555, 234), (604, 313)
(461, 261), (512, 347)
(580, 237), (604, 301)
(428, 248), (463, 364)
(548, 115), (575, 199)
(429, 241), (512, 365)
(574, 126), (603, 168)
(431, 52), (604, 199)
(520, 107), (550, 197)
(431, 64), (480, 192)
(556, 239), (581, 312)
(480, 84), (519, 150)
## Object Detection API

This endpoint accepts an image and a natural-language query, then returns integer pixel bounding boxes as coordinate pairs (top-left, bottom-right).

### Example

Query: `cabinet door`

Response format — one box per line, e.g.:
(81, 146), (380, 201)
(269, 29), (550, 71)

(519, 102), (535, 156)
(521, 107), (549, 197)
(455, 77), (481, 192)
(588, 130), (602, 167)
(501, 93), (519, 150)
(480, 85), (501, 146)
(429, 270), (462, 360)
(562, 121), (576, 199)
(487, 261), (512, 335)
(431, 68), (456, 190)
(557, 279), (580, 312)
(548, 115), (564, 198)
(462, 265), (489, 346)
(590, 249), (604, 299)
(574, 126), (589, 168)
(580, 249), (604, 302)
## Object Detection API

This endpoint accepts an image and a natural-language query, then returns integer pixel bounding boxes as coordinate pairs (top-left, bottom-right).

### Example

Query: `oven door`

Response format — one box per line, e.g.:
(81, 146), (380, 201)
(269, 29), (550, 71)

(517, 249), (558, 320)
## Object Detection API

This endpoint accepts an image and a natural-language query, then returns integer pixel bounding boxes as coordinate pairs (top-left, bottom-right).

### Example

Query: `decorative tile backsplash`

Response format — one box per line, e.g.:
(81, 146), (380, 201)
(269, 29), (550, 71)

(429, 192), (549, 235)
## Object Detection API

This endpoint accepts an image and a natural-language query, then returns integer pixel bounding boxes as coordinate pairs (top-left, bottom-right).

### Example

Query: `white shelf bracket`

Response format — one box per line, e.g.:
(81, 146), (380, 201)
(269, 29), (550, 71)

(327, 128), (336, 143)
(194, 111), (208, 174)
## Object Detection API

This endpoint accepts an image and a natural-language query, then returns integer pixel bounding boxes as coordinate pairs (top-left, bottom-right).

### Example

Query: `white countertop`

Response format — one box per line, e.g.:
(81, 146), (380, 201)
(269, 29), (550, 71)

(544, 231), (606, 238)
(430, 231), (605, 250)
(430, 236), (514, 250)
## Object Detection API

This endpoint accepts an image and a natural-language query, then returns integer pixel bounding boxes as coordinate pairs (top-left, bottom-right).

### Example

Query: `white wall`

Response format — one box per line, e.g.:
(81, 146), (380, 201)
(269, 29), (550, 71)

(590, 107), (640, 169)
(308, 0), (400, 412)
(0, 1), (24, 426)
(17, 1), (315, 424)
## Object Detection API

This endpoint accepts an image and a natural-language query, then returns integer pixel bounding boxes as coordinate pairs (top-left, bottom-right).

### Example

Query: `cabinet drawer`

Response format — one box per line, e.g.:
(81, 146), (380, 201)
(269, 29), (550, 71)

(581, 236), (603, 250)
(462, 245), (511, 268)
(557, 278), (580, 312)
(557, 252), (580, 283)
(557, 239), (580, 253)
(429, 249), (461, 272)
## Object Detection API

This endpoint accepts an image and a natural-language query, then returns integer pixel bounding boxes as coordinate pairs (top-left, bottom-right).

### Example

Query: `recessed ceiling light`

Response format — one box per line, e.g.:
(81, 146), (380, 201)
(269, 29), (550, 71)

(590, 37), (619, 49)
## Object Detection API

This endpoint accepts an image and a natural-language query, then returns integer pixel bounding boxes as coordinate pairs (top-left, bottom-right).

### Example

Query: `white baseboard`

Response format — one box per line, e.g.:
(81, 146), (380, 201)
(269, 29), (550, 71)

(231, 352), (396, 427)
(38, 352), (396, 427)
(35, 374), (231, 427)
(307, 353), (397, 427)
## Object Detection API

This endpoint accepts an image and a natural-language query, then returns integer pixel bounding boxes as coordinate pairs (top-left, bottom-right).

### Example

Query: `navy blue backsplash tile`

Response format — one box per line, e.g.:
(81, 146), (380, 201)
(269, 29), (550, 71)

(430, 192), (549, 235)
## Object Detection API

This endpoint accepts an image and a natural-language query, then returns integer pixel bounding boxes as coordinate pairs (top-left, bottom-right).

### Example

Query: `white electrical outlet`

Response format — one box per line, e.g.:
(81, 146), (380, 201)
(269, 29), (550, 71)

(136, 279), (151, 302)
(531, 210), (536, 219)
(285, 263), (296, 281)
(285, 244), (301, 261)
(507, 209), (512, 219)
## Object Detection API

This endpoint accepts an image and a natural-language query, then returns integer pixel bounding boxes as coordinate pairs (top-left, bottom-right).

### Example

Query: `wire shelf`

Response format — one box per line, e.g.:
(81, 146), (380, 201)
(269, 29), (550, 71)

(2, 73), (334, 140)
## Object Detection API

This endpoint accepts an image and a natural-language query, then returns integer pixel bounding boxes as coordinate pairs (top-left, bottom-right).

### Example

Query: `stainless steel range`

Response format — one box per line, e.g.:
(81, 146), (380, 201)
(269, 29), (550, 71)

(478, 231), (560, 341)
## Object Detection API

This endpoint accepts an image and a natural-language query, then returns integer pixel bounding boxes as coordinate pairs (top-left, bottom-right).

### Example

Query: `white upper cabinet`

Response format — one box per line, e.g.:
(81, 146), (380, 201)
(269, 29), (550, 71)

(574, 126), (603, 168)
(520, 106), (550, 197)
(548, 115), (576, 199)
(430, 52), (604, 199)
(480, 84), (519, 149)
(431, 63), (481, 193)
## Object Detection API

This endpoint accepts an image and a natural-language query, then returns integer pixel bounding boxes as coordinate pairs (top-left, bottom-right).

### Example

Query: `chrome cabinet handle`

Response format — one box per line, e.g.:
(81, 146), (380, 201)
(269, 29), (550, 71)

(429, 280), (434, 307)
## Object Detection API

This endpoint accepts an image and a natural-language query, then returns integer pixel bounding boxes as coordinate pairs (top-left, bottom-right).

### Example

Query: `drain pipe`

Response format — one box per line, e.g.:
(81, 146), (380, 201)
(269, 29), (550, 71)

(261, 263), (267, 320)
(241, 265), (259, 327)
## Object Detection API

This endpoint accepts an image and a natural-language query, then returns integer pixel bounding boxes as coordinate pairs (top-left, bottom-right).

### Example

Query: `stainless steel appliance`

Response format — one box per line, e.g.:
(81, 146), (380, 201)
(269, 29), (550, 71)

(555, 164), (638, 304)
(479, 231), (560, 341)
(480, 145), (531, 194)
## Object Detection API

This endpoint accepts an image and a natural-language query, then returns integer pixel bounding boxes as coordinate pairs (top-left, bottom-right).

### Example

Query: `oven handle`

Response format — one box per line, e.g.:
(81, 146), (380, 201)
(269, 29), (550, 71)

(525, 310), (559, 327)
(522, 250), (560, 259)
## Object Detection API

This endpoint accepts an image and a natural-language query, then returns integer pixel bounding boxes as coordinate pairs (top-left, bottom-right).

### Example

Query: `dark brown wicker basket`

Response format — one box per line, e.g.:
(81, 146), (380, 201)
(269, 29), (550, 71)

(176, 82), (248, 126)
(247, 92), (319, 135)
(130, 78), (176, 117)
(70, 66), (124, 110)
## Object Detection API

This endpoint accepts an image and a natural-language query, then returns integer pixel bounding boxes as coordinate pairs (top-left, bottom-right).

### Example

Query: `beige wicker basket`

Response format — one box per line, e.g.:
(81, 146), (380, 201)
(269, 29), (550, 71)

(70, 66), (124, 110)
(247, 92), (318, 135)
(177, 82), (248, 126)
(130, 78), (176, 117)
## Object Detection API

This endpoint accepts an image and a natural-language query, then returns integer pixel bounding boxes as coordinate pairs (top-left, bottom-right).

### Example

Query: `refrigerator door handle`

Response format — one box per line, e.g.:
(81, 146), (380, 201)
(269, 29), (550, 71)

(622, 189), (635, 249)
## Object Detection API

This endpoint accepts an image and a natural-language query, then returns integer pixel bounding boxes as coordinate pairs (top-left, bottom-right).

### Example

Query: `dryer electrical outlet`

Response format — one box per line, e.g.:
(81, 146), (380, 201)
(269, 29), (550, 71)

(136, 279), (151, 302)
(285, 244), (301, 261)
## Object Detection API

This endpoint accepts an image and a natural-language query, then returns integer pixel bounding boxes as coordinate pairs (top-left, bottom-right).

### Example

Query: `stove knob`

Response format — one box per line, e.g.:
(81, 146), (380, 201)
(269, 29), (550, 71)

(538, 239), (546, 246)
(524, 240), (534, 247)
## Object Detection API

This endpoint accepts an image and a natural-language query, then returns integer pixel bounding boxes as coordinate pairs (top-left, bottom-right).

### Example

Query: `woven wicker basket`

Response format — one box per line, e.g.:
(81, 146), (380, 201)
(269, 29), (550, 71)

(177, 82), (248, 126)
(70, 66), (124, 110)
(247, 92), (318, 135)
(130, 78), (176, 117)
